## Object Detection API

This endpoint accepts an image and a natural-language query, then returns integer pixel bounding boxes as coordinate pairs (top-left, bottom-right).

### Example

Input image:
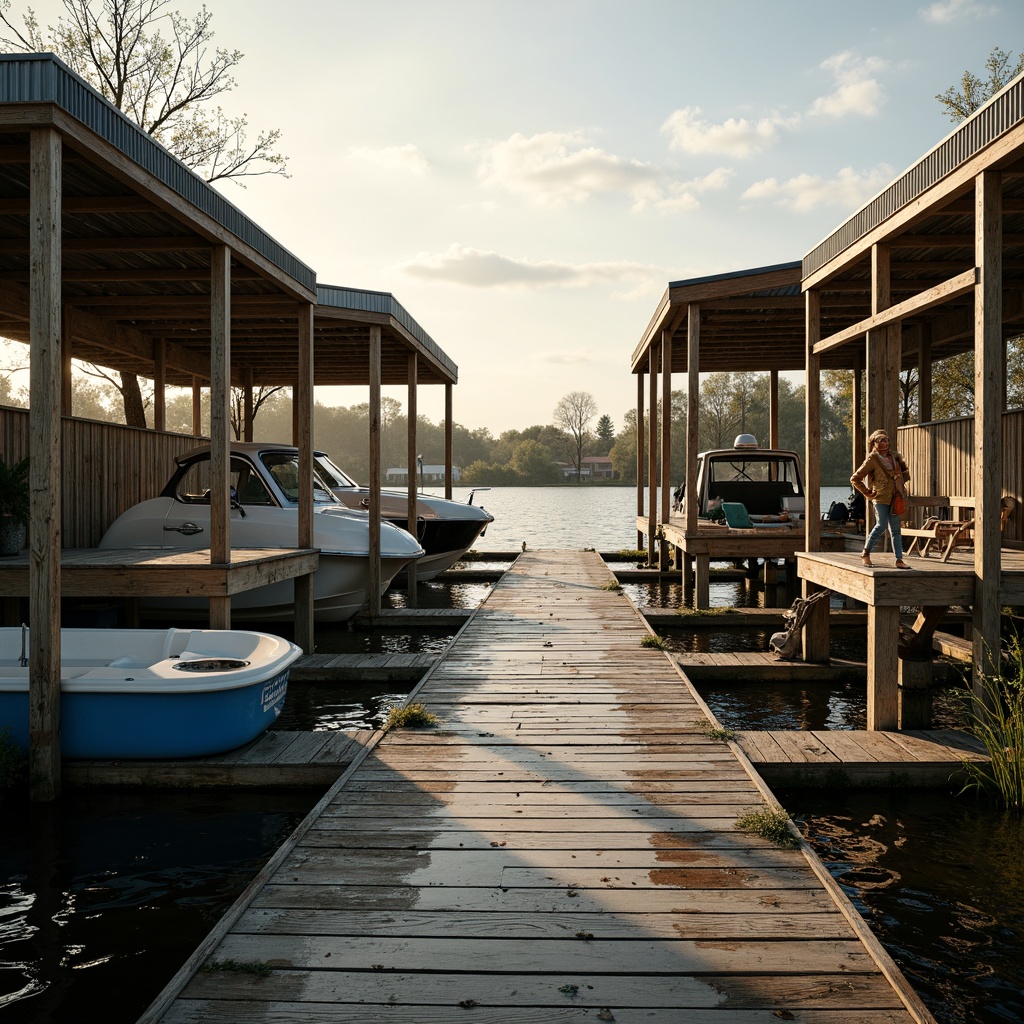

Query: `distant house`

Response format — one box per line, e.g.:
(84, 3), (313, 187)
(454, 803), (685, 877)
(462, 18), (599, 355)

(582, 456), (614, 479)
(385, 465), (460, 485)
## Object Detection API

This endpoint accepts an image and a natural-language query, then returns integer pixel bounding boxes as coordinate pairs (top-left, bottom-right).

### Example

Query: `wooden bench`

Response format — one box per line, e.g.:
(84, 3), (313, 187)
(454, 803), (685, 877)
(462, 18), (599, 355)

(904, 495), (1015, 561)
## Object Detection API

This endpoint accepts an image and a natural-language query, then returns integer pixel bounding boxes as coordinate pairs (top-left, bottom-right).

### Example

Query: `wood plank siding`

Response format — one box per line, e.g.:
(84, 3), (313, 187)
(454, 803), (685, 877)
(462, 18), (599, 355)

(141, 550), (934, 1024)
(1, 406), (203, 547)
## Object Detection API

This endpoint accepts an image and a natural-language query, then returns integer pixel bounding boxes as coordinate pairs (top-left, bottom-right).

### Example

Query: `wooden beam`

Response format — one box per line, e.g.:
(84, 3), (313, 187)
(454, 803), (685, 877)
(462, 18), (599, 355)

(27, 127), (62, 802)
(647, 342), (658, 565)
(444, 383), (453, 500)
(153, 339), (166, 432)
(208, 245), (231, 629)
(406, 352), (419, 603)
(294, 303), (315, 654)
(685, 304), (700, 537)
(659, 330), (672, 568)
(368, 325), (382, 616)
(813, 269), (978, 355)
(973, 171), (1003, 690)
(635, 371), (644, 550)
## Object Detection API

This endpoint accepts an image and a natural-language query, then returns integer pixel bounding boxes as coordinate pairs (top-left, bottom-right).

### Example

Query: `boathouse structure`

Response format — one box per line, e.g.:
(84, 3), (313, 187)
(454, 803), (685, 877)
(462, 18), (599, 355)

(0, 53), (458, 798)
(633, 72), (1024, 727)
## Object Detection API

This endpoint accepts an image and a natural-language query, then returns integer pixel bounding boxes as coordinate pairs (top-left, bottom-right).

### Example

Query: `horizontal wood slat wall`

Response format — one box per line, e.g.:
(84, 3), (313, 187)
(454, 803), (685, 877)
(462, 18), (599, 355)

(898, 409), (1022, 544)
(1, 405), (203, 547)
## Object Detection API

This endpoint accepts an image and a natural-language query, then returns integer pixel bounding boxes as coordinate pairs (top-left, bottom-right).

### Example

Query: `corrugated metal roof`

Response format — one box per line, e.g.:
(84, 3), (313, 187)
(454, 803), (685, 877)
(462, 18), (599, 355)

(0, 52), (315, 292)
(317, 284), (456, 378)
(668, 261), (802, 292)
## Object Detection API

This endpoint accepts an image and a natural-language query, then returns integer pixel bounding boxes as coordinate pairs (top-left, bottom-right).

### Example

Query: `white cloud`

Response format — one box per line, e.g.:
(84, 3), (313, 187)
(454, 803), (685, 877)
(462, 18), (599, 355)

(920, 0), (998, 24)
(741, 165), (894, 213)
(398, 243), (664, 294)
(473, 130), (664, 207)
(661, 106), (785, 158)
(633, 167), (735, 213)
(809, 53), (888, 118)
(345, 144), (430, 174)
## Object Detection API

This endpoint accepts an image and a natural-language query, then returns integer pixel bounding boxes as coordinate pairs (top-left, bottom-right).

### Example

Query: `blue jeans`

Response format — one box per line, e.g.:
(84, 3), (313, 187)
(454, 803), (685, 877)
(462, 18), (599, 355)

(864, 501), (904, 559)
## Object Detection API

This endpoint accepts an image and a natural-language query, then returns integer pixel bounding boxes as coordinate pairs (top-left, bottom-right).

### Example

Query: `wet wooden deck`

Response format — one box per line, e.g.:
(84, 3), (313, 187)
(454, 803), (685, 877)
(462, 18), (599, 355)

(142, 549), (934, 1024)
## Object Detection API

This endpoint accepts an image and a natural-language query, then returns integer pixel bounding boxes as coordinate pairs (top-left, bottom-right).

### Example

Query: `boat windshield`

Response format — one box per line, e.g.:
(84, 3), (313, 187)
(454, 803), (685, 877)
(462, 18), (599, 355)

(314, 453), (358, 489)
(706, 455), (801, 490)
(259, 452), (337, 504)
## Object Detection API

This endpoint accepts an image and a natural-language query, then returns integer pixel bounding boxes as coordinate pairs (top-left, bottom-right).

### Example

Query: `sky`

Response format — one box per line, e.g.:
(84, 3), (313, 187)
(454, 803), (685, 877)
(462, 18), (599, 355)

(9, 0), (1024, 435)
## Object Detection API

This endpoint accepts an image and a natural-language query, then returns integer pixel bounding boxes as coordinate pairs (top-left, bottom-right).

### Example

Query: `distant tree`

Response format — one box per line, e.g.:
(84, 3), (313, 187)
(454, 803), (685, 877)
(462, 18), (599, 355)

(596, 413), (615, 451)
(510, 440), (561, 484)
(229, 385), (288, 439)
(610, 407), (641, 484)
(553, 391), (598, 482)
(698, 373), (738, 450)
(937, 46), (1024, 122)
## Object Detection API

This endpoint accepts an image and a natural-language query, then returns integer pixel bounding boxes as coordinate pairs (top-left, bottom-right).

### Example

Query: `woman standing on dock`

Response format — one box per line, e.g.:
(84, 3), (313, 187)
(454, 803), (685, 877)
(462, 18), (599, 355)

(851, 429), (911, 569)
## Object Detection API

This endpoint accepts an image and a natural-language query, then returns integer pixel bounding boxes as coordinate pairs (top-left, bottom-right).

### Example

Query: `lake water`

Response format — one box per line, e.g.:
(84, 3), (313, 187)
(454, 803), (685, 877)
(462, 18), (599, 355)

(4, 484), (1019, 1024)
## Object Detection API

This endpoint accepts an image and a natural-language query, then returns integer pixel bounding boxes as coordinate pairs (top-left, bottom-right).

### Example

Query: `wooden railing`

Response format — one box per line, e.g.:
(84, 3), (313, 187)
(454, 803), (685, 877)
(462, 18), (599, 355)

(898, 409), (1023, 545)
(1, 405), (204, 548)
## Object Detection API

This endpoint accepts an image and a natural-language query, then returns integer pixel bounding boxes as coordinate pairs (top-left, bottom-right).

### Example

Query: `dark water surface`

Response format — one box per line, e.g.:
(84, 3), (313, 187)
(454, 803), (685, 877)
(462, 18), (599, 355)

(0, 789), (315, 1024)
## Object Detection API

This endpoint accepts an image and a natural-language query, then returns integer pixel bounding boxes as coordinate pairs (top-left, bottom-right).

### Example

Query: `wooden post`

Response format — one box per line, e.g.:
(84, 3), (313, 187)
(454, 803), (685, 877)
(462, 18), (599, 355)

(208, 245), (231, 629)
(60, 308), (72, 417)
(974, 170), (1003, 690)
(803, 289), (829, 662)
(635, 371), (645, 550)
(368, 326), (382, 616)
(153, 339), (166, 433)
(191, 377), (202, 437)
(768, 369), (779, 449)
(852, 352), (864, 475)
(243, 366), (254, 443)
(917, 323), (932, 425)
(647, 343), (658, 566)
(685, 304), (701, 602)
(294, 302), (315, 653)
(867, 606), (900, 730)
(659, 330), (672, 571)
(28, 127), (62, 801)
(406, 353), (419, 603)
(444, 383), (453, 500)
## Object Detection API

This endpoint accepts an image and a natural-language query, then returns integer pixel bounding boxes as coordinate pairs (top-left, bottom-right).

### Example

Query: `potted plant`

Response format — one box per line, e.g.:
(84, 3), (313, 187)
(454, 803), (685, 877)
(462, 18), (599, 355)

(0, 455), (29, 556)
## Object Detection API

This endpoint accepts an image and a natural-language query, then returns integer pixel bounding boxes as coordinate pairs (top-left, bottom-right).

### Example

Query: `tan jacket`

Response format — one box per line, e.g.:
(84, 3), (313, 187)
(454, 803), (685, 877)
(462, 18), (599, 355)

(851, 451), (909, 506)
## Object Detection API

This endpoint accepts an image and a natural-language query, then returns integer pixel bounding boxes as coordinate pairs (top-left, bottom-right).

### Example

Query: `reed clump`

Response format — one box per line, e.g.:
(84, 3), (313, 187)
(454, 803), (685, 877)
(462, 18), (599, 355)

(384, 702), (439, 731)
(957, 637), (1024, 812)
(734, 807), (799, 848)
(640, 635), (668, 650)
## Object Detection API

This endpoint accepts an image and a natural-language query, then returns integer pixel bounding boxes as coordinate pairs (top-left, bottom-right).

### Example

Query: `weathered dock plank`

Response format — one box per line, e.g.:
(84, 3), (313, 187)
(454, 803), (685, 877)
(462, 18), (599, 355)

(140, 550), (936, 1024)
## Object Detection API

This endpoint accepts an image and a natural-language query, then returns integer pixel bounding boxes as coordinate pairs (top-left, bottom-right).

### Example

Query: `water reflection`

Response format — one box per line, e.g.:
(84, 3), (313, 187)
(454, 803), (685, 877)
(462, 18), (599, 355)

(790, 790), (1024, 1024)
(0, 790), (314, 1024)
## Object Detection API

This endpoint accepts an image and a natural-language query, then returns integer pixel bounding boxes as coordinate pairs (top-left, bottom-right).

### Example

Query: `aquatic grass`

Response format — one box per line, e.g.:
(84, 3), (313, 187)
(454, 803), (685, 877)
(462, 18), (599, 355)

(956, 637), (1024, 812)
(701, 723), (735, 742)
(600, 580), (622, 592)
(640, 635), (668, 650)
(616, 549), (647, 560)
(734, 807), (799, 847)
(0, 727), (27, 788)
(384, 702), (439, 731)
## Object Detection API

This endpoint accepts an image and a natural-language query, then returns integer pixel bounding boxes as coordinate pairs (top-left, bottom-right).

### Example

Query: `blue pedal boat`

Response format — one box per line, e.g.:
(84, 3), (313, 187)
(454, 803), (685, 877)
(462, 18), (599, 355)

(0, 626), (301, 759)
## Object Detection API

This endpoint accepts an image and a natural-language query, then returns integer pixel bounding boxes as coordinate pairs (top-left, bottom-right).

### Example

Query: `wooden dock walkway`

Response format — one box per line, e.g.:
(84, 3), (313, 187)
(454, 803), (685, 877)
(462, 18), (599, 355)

(142, 549), (934, 1023)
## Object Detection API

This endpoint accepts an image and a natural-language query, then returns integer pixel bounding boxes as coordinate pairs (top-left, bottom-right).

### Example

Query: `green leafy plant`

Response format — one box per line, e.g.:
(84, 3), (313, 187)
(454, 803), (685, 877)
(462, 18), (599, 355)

(0, 455), (29, 524)
(956, 637), (1024, 811)
(640, 635), (668, 650)
(735, 808), (798, 847)
(600, 580), (622, 592)
(702, 724), (735, 742)
(384, 702), (439, 731)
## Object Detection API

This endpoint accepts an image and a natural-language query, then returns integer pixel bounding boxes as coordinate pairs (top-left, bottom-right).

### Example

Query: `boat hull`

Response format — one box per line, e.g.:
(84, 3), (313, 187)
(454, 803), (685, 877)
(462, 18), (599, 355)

(0, 627), (300, 759)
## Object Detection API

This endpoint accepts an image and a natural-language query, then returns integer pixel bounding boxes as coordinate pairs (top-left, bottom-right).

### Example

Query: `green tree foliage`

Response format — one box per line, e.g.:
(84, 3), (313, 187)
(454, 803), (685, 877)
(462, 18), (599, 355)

(595, 413), (615, 452)
(936, 46), (1024, 123)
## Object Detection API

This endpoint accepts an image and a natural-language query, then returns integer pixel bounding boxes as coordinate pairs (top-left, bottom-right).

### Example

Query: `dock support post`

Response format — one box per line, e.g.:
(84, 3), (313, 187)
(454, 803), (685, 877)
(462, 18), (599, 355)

(801, 581), (830, 663)
(695, 554), (710, 609)
(898, 658), (933, 729)
(867, 606), (900, 730)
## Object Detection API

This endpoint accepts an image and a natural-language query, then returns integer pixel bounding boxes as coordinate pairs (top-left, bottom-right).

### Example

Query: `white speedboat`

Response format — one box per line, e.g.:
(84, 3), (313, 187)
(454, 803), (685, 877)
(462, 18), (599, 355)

(314, 450), (493, 579)
(99, 444), (424, 622)
(0, 625), (300, 758)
